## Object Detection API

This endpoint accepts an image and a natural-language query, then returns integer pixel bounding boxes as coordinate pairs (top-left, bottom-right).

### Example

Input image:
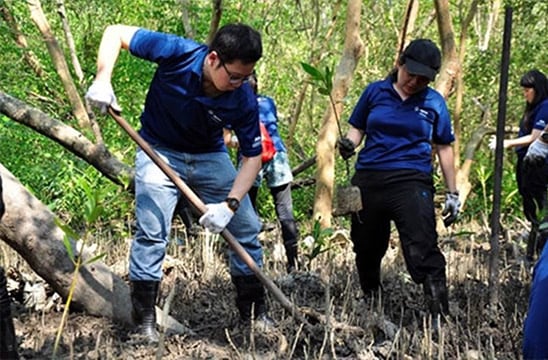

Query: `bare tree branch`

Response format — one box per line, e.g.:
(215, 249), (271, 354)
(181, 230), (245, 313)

(179, 0), (195, 38)
(206, 0), (222, 45)
(0, 1), (44, 77)
(56, 0), (84, 82)
(0, 91), (133, 187)
(27, 0), (90, 130)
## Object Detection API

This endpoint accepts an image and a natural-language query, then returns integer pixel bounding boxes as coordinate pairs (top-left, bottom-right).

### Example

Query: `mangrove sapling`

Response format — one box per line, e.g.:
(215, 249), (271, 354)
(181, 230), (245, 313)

(52, 177), (109, 357)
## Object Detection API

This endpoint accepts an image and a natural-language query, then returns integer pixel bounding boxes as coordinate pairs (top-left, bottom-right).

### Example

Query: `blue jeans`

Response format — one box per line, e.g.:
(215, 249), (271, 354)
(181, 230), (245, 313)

(129, 147), (263, 281)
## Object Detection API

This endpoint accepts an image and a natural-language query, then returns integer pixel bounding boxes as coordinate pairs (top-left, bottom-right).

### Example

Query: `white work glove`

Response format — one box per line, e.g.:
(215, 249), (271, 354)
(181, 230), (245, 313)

(524, 137), (548, 170)
(85, 81), (122, 114)
(488, 135), (497, 151)
(229, 135), (239, 148)
(442, 191), (461, 227)
(199, 202), (234, 233)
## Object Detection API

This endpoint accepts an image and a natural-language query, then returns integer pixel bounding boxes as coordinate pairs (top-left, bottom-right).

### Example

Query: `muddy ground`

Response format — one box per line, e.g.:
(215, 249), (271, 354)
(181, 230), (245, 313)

(2, 221), (533, 359)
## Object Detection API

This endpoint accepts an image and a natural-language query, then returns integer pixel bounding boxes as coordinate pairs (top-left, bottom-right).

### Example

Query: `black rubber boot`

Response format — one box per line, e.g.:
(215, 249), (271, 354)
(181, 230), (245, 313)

(423, 275), (449, 331)
(280, 220), (299, 273)
(131, 281), (160, 343)
(232, 275), (275, 328)
(356, 257), (381, 298)
(0, 267), (18, 359)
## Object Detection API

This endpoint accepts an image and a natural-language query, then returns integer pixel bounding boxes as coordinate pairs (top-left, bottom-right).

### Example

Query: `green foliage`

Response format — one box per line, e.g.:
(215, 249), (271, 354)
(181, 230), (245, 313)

(1, 0), (546, 237)
(303, 218), (334, 266)
(301, 62), (334, 96)
(52, 175), (107, 357)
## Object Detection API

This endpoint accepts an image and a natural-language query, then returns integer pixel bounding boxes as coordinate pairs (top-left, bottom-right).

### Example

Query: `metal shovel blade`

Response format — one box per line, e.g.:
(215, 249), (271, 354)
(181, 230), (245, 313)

(333, 185), (362, 216)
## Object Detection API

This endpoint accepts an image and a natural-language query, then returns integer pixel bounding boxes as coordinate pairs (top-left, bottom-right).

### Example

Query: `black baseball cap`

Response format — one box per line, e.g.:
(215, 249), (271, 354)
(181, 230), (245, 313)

(401, 39), (441, 81)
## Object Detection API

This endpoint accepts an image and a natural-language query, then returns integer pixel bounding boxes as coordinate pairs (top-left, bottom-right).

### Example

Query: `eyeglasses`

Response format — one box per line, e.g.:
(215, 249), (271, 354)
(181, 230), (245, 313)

(221, 61), (252, 85)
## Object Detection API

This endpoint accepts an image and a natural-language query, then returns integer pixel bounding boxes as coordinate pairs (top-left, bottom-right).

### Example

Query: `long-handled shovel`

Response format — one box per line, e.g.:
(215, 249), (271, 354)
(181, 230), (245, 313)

(106, 107), (308, 324)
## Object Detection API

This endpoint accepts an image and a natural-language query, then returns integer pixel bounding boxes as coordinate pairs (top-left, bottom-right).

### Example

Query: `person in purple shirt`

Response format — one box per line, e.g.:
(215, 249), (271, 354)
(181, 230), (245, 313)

(86, 23), (273, 342)
(337, 39), (460, 329)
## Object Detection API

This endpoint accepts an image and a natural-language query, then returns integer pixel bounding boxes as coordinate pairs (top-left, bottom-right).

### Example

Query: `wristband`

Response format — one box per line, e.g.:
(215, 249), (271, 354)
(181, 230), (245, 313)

(225, 197), (240, 212)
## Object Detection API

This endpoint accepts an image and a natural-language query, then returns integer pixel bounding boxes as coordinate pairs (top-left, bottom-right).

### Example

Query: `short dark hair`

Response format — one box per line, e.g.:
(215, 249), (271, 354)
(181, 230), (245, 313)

(209, 23), (262, 65)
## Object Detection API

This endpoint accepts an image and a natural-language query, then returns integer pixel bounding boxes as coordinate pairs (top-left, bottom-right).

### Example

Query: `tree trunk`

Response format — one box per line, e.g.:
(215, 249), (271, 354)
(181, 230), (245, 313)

(179, 0), (195, 39)
(312, 0), (364, 229)
(205, 0), (222, 45)
(0, 164), (133, 325)
(394, 0), (419, 65)
(434, 0), (460, 99)
(479, 0), (501, 51)
(56, 0), (84, 83)
(453, 0), (480, 166)
(0, 164), (191, 333)
(27, 0), (90, 130)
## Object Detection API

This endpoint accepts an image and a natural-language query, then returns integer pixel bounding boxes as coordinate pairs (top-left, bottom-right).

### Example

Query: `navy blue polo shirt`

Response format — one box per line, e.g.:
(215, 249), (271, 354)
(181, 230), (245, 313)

(348, 78), (454, 174)
(523, 242), (548, 358)
(516, 98), (548, 158)
(129, 29), (262, 157)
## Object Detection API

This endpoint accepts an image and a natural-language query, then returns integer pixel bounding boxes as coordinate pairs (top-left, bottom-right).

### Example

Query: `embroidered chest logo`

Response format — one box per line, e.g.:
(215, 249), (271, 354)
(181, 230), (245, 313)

(207, 110), (223, 124)
(414, 106), (434, 122)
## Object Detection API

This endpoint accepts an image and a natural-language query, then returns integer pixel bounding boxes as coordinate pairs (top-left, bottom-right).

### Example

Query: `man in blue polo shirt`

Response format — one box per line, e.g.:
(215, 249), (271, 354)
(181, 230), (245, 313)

(86, 23), (271, 342)
(338, 39), (460, 330)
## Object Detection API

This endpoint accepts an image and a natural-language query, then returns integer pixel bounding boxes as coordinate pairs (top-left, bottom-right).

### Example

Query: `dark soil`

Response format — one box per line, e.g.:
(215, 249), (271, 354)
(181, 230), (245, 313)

(2, 222), (534, 359)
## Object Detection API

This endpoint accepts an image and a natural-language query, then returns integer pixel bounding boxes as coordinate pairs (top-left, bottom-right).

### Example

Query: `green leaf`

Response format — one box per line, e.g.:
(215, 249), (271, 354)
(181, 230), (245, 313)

(54, 218), (80, 242)
(87, 204), (104, 224)
(300, 62), (323, 80)
(62, 234), (75, 263)
(318, 88), (330, 96)
(84, 253), (107, 265)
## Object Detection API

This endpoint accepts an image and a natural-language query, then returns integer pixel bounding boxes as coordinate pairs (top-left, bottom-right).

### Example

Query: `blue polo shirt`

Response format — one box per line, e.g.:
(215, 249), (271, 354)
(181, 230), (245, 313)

(129, 29), (262, 157)
(523, 242), (548, 359)
(516, 99), (548, 158)
(348, 78), (454, 174)
(257, 95), (287, 152)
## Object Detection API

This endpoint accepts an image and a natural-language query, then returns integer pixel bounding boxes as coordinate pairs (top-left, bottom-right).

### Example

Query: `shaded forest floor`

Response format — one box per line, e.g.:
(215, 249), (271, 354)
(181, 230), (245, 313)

(2, 217), (535, 359)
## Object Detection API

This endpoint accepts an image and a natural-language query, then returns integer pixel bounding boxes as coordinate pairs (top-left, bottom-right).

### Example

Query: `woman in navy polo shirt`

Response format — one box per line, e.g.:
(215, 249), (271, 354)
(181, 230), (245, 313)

(86, 23), (272, 342)
(490, 70), (548, 260)
(338, 39), (460, 328)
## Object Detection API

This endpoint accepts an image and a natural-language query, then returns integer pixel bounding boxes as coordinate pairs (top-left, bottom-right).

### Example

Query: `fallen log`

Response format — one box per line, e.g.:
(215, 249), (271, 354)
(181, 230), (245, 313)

(0, 164), (189, 334)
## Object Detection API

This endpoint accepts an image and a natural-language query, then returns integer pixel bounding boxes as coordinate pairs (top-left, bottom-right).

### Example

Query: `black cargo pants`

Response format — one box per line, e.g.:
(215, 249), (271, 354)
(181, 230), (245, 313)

(350, 169), (446, 290)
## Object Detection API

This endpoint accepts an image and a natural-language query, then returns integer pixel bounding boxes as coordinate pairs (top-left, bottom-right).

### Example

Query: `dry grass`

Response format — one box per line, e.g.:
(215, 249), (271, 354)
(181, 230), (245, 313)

(0, 217), (533, 359)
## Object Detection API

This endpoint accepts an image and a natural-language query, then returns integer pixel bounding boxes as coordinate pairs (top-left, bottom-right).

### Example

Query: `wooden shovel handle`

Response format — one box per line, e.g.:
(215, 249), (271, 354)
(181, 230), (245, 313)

(107, 107), (306, 323)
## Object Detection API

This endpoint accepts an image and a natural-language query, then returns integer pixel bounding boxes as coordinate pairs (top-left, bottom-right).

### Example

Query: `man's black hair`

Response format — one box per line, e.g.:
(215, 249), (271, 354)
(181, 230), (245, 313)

(210, 23), (262, 65)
